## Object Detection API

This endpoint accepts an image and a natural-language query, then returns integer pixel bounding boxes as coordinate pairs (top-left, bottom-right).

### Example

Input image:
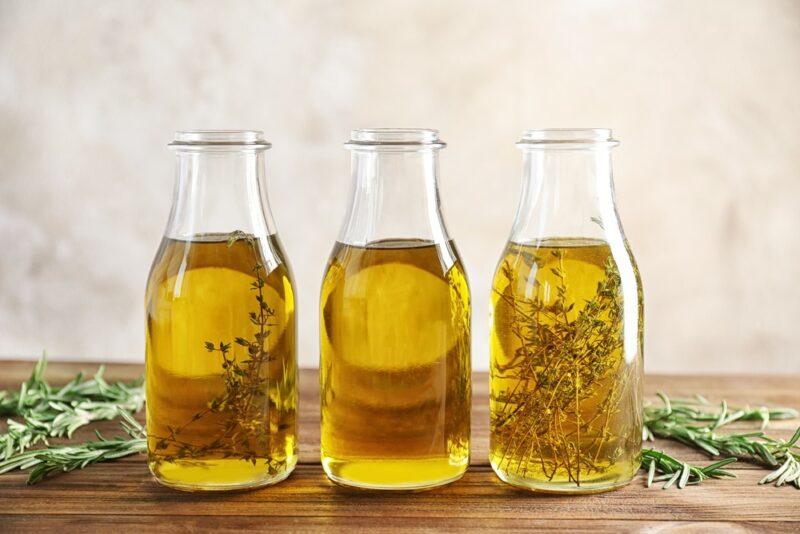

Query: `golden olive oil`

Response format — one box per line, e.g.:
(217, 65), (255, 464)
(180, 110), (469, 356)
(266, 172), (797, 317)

(320, 239), (471, 490)
(145, 233), (297, 490)
(489, 238), (642, 493)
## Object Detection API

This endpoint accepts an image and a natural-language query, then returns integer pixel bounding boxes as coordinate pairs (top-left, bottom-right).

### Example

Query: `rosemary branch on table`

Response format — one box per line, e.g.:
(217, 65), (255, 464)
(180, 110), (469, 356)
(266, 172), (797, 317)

(641, 449), (737, 489)
(0, 411), (146, 484)
(0, 358), (798, 489)
(0, 357), (144, 461)
(643, 393), (800, 489)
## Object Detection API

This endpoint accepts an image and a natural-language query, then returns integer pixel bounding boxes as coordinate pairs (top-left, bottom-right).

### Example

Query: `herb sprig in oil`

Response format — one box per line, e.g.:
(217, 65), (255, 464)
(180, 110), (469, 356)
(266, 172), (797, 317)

(149, 231), (286, 475)
(490, 239), (642, 488)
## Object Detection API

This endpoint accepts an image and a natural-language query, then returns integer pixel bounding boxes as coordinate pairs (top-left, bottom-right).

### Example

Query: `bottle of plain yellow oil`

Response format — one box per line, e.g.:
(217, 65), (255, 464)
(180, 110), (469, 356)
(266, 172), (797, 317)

(145, 131), (297, 491)
(320, 128), (471, 490)
(489, 129), (643, 493)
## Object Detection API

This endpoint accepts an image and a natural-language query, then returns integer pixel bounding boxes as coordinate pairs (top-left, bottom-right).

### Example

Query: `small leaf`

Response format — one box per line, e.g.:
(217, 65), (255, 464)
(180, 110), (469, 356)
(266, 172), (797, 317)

(678, 463), (691, 489)
(662, 471), (680, 490)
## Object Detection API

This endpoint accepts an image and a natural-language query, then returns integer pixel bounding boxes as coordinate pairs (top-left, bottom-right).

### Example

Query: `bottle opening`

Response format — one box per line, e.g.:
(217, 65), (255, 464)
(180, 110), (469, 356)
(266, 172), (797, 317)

(346, 128), (445, 150)
(517, 128), (618, 149)
(170, 130), (271, 150)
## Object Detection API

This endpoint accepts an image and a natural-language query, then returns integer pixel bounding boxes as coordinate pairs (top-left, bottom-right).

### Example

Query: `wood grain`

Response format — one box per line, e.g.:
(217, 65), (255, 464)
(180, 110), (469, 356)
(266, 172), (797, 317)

(0, 361), (798, 532)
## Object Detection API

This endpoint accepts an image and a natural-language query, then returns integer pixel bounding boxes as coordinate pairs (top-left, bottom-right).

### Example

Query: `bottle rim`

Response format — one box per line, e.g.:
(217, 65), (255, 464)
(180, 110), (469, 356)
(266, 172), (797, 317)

(517, 128), (619, 150)
(345, 128), (446, 150)
(169, 130), (272, 150)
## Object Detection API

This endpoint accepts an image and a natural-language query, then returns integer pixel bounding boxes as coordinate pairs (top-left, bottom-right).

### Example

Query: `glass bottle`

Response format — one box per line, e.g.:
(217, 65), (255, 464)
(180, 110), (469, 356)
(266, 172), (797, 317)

(489, 129), (643, 493)
(145, 130), (297, 491)
(320, 128), (471, 490)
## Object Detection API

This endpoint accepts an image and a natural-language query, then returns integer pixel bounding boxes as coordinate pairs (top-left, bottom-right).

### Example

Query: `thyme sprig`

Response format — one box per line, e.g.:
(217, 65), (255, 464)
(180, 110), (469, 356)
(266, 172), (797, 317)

(0, 356), (144, 460)
(491, 247), (632, 485)
(150, 231), (285, 472)
(643, 393), (800, 489)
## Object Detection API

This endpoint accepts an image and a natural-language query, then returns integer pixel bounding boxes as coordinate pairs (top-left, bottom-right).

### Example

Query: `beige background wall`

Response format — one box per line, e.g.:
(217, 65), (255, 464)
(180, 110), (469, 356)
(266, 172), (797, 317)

(1, 0), (798, 373)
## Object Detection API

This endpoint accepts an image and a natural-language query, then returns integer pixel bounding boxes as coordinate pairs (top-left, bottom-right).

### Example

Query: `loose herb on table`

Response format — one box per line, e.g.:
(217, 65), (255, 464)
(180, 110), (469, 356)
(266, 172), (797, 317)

(642, 393), (800, 489)
(0, 357), (144, 462)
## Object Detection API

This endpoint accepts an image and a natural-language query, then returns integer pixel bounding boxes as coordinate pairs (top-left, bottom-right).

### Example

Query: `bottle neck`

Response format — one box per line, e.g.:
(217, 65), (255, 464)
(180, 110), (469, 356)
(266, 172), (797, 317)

(165, 149), (275, 240)
(510, 148), (622, 244)
(338, 149), (450, 246)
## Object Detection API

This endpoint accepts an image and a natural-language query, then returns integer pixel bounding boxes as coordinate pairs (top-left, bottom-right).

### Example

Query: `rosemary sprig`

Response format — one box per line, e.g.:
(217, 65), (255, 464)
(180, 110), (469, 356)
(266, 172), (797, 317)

(643, 393), (800, 489)
(0, 410), (146, 484)
(641, 449), (736, 489)
(0, 356), (144, 460)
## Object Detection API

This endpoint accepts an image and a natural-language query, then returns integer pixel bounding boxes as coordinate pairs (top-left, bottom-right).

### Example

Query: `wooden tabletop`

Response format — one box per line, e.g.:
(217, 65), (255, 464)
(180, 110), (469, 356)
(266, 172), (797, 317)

(0, 361), (798, 532)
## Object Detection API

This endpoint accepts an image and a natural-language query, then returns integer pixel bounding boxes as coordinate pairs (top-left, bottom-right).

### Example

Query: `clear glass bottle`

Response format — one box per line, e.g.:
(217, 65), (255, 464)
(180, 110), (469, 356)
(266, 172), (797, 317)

(320, 128), (471, 490)
(489, 129), (643, 493)
(145, 130), (297, 491)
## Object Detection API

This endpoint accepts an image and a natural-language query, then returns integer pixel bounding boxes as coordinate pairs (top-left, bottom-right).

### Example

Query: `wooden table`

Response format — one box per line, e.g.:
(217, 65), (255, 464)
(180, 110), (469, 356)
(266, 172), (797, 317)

(0, 361), (798, 532)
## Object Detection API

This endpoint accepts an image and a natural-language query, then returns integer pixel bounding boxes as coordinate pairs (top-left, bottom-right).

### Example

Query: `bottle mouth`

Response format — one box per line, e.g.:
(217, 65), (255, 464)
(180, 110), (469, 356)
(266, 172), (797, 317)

(169, 130), (271, 150)
(517, 128), (619, 150)
(346, 128), (446, 151)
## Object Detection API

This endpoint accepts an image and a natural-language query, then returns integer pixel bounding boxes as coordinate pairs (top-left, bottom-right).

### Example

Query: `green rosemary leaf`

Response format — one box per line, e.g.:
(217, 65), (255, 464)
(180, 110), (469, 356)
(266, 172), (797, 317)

(758, 406), (770, 430)
(655, 392), (672, 415)
(693, 439), (721, 456)
(712, 400), (728, 429)
(787, 427), (800, 447)
(753, 442), (778, 466)
(662, 471), (680, 490)
(701, 457), (737, 473)
(759, 456), (792, 485)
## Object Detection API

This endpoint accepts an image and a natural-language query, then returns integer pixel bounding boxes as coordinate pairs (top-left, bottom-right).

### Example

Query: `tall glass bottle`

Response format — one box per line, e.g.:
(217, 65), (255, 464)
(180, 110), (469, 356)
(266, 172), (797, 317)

(320, 128), (471, 490)
(489, 129), (643, 493)
(145, 130), (297, 491)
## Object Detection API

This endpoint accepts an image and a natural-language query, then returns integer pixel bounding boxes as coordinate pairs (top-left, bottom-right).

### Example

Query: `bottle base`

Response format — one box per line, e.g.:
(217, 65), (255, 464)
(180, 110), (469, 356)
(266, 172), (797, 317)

(492, 466), (635, 494)
(322, 456), (468, 491)
(149, 457), (297, 492)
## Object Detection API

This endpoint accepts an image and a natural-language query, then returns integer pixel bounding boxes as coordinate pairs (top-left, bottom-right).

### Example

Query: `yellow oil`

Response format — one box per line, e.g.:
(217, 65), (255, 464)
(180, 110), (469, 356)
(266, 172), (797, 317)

(145, 233), (297, 491)
(320, 239), (471, 490)
(489, 238), (642, 493)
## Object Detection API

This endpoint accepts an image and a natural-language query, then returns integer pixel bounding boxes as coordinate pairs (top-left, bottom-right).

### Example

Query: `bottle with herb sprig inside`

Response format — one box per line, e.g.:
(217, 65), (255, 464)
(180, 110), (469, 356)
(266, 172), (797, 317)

(490, 129), (643, 493)
(145, 131), (297, 491)
(320, 129), (471, 490)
